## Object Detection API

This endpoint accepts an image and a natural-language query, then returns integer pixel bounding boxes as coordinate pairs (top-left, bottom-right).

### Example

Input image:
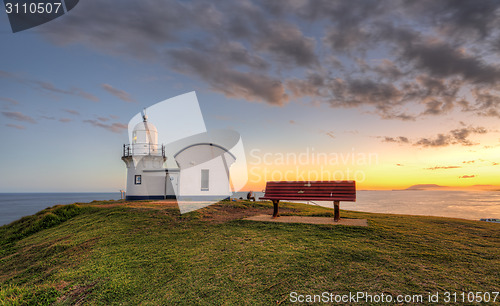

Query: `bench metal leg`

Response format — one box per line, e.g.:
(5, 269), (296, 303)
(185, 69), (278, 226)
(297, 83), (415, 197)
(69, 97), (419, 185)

(272, 200), (280, 218)
(334, 201), (340, 222)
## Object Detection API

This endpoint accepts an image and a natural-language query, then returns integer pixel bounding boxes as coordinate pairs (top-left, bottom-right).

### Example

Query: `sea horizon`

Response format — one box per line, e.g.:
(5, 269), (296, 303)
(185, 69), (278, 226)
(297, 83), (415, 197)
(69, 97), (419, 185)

(1, 190), (499, 226)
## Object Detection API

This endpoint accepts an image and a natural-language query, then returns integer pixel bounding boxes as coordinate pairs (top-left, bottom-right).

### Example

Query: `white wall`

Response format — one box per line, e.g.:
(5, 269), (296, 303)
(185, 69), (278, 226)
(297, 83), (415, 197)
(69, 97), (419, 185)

(175, 144), (236, 198)
(123, 155), (173, 198)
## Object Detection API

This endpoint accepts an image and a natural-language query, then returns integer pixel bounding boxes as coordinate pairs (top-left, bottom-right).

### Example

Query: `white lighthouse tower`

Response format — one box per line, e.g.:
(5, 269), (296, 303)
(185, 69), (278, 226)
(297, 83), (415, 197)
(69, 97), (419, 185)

(122, 110), (170, 200)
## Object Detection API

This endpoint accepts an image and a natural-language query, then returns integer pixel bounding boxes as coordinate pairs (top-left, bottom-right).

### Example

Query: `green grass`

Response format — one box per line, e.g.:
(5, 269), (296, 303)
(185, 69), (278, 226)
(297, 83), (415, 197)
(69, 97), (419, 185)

(0, 200), (498, 305)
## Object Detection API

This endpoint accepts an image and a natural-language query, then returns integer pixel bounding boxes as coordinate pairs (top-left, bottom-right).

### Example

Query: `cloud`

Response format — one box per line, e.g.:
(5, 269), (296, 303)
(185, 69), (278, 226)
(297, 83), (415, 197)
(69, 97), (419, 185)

(414, 134), (450, 147)
(459, 175), (476, 179)
(1, 111), (36, 124)
(325, 131), (335, 139)
(382, 125), (488, 147)
(462, 160), (475, 164)
(287, 73), (328, 98)
(0, 70), (98, 102)
(59, 118), (72, 123)
(33, 80), (99, 101)
(414, 126), (487, 147)
(425, 166), (461, 170)
(397, 38), (500, 85)
(255, 22), (318, 68)
(63, 109), (80, 115)
(383, 136), (409, 144)
(83, 119), (127, 134)
(396, 163), (404, 166)
(5, 123), (25, 130)
(0, 97), (19, 105)
(402, 0), (500, 39)
(344, 130), (359, 135)
(38, 0), (194, 59)
(168, 47), (288, 105)
(29, 0), (500, 118)
(101, 84), (136, 103)
(460, 88), (500, 118)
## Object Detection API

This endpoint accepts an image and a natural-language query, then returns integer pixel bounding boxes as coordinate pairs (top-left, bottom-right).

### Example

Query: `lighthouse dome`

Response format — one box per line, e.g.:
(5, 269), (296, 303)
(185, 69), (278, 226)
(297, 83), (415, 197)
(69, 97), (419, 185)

(131, 117), (159, 155)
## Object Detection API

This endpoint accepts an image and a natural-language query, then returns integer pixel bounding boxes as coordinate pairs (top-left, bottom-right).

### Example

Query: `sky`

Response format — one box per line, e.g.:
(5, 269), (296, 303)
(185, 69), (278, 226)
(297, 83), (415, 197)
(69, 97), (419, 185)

(1, 0), (500, 192)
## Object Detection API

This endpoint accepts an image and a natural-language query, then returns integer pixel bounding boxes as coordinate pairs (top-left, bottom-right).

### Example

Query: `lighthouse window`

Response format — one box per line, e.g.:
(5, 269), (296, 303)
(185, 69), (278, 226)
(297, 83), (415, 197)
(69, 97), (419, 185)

(201, 169), (209, 191)
(135, 175), (142, 185)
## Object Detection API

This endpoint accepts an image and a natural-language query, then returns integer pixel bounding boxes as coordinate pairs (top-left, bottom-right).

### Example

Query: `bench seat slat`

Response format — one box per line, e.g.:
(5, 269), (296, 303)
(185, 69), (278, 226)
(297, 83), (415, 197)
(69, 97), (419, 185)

(260, 197), (355, 201)
(263, 189), (355, 193)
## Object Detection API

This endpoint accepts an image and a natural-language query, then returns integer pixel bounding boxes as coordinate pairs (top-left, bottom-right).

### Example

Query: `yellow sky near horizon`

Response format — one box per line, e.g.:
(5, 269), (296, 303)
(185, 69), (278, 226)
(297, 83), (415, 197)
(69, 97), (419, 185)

(240, 141), (500, 190)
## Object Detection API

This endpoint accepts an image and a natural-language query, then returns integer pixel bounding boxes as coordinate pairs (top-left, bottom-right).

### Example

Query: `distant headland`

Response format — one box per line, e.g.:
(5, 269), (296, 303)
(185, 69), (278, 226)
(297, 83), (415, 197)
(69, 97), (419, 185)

(394, 184), (500, 191)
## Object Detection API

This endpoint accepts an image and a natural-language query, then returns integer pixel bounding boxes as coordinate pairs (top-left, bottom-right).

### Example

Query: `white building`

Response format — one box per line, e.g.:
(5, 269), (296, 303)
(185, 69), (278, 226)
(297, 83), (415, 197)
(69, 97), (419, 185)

(122, 114), (235, 200)
(174, 143), (236, 201)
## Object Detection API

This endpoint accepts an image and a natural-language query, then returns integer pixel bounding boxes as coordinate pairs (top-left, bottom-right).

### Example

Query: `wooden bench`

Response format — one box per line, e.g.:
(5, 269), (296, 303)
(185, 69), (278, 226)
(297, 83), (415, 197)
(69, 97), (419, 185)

(259, 181), (356, 222)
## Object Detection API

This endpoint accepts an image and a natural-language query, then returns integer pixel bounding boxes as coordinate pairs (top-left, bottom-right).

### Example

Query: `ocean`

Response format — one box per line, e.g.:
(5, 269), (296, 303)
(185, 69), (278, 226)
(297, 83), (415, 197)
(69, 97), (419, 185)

(0, 193), (120, 226)
(0, 191), (499, 226)
(235, 190), (500, 221)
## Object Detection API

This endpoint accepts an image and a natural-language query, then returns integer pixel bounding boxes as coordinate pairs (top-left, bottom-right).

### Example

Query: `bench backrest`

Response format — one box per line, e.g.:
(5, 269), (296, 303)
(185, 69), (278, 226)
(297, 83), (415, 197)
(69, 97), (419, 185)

(261, 181), (356, 202)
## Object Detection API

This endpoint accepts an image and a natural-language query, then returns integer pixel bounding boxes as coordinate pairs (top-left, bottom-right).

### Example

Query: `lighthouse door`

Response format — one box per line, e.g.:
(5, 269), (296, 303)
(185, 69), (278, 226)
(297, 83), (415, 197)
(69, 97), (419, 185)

(165, 173), (179, 199)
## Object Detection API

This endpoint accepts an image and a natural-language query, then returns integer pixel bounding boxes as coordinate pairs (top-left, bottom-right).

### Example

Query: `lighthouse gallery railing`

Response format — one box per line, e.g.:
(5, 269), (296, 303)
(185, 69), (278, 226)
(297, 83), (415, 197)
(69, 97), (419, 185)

(122, 144), (165, 158)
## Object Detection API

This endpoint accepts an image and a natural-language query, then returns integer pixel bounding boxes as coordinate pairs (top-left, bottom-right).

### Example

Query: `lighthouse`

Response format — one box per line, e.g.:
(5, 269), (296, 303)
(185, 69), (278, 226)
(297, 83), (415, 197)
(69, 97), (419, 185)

(121, 93), (246, 209)
(122, 110), (175, 200)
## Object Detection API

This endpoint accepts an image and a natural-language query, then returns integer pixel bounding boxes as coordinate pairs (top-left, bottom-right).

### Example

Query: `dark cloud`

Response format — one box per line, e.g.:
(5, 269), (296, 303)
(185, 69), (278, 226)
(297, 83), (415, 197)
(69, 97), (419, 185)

(459, 175), (476, 179)
(415, 126), (487, 147)
(461, 88), (500, 118)
(295, 0), (384, 53)
(371, 60), (405, 80)
(83, 119), (127, 134)
(287, 73), (328, 98)
(383, 136), (409, 144)
(167, 48), (288, 105)
(101, 84), (135, 103)
(39, 0), (194, 59)
(1, 111), (37, 124)
(402, 0), (500, 39)
(289, 75), (409, 117)
(29, 0), (500, 117)
(255, 22), (318, 68)
(414, 134), (450, 147)
(382, 125), (488, 147)
(215, 41), (269, 70)
(324, 26), (370, 54)
(425, 166), (461, 170)
(398, 39), (500, 85)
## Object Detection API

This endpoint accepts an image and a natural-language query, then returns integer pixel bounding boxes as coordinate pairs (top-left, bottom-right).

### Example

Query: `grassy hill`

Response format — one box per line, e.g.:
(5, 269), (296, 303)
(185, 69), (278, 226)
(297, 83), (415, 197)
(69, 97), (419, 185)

(0, 200), (498, 305)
